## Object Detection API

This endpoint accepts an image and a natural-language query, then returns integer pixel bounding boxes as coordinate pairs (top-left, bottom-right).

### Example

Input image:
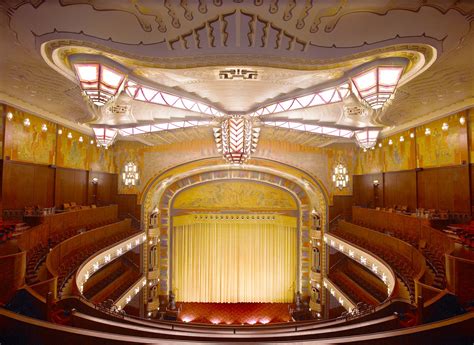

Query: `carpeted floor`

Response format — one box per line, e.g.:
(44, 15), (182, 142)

(177, 302), (292, 325)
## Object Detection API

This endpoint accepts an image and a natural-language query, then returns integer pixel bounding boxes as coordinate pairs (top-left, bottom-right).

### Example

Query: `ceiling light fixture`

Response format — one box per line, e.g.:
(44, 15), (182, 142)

(124, 80), (223, 117)
(354, 127), (381, 150)
(252, 82), (350, 116)
(351, 66), (404, 110)
(214, 115), (259, 165)
(73, 63), (125, 107)
(93, 127), (118, 148)
(262, 121), (353, 138)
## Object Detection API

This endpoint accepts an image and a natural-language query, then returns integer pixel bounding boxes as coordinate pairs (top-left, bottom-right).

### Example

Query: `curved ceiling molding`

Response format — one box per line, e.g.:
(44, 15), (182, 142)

(1, 1), (472, 143)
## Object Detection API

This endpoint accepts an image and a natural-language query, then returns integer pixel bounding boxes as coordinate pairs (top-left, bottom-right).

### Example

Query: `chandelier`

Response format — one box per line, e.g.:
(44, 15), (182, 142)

(332, 163), (349, 190)
(93, 127), (118, 148)
(354, 127), (381, 150)
(72, 63), (125, 107)
(122, 162), (139, 187)
(213, 115), (260, 165)
(351, 66), (403, 110)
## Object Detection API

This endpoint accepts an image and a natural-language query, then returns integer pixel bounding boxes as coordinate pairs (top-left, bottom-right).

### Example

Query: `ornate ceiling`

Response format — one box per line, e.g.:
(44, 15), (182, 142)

(0, 0), (473, 143)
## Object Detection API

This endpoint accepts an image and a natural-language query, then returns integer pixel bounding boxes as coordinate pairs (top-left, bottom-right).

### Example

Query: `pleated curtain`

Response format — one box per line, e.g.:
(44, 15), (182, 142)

(172, 214), (297, 303)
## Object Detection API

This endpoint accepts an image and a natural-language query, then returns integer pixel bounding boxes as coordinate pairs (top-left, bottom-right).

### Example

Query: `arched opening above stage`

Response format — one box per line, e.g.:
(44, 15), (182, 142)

(140, 157), (329, 318)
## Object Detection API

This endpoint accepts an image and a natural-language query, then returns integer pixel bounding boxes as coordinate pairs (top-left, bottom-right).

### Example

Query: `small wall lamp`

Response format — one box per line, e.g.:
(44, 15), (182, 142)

(91, 177), (99, 184)
(373, 180), (380, 187)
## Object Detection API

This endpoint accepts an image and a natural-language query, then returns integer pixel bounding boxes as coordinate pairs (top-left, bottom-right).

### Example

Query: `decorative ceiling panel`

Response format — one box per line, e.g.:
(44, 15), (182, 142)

(0, 0), (472, 141)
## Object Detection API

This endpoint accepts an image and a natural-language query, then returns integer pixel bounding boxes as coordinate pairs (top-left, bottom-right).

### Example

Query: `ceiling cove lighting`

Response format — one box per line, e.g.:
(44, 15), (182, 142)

(251, 83), (350, 116)
(73, 63), (125, 106)
(124, 80), (223, 117)
(214, 115), (260, 165)
(354, 128), (381, 150)
(351, 66), (404, 110)
(93, 127), (118, 148)
(262, 121), (354, 138)
(118, 121), (211, 136)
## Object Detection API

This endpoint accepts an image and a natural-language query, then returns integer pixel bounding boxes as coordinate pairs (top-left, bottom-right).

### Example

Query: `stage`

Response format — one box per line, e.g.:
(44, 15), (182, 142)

(177, 303), (292, 325)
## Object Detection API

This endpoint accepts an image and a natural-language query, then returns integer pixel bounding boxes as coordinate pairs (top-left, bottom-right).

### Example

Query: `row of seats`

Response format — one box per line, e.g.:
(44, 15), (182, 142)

(342, 265), (387, 303)
(329, 271), (376, 307)
(105, 270), (141, 302)
(84, 265), (126, 301)
(450, 221), (474, 249)
(56, 230), (136, 297)
(25, 219), (117, 285)
(332, 229), (416, 303)
(353, 219), (446, 289)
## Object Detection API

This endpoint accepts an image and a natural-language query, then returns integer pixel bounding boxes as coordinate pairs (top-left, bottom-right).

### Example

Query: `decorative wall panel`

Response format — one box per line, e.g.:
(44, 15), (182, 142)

(3, 106), (56, 165)
(56, 126), (90, 170)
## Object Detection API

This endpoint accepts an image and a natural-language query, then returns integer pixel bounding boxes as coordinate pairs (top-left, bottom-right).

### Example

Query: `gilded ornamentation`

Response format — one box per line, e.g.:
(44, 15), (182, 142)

(173, 180), (297, 210)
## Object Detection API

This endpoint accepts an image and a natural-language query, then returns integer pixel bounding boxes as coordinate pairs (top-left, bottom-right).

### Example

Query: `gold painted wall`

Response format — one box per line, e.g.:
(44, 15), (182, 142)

(3, 105), (56, 165)
(173, 180), (297, 210)
(56, 126), (89, 170)
(2, 105), (115, 173)
(355, 110), (471, 174)
(416, 112), (468, 168)
(383, 129), (416, 172)
(114, 138), (357, 204)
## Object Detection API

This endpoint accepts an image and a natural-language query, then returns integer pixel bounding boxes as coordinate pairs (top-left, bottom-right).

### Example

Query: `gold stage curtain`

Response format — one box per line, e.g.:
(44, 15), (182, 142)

(172, 214), (297, 303)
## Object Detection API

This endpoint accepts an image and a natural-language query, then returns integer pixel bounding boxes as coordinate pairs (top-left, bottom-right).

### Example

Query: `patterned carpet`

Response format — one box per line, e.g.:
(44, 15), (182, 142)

(177, 302), (292, 325)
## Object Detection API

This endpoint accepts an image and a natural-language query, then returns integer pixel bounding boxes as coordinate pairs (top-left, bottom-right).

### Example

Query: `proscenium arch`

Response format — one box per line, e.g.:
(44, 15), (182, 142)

(140, 157), (330, 298)
(168, 179), (302, 298)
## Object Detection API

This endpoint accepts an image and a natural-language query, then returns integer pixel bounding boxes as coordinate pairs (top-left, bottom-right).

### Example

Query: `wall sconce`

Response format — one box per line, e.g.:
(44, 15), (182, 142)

(6, 112), (13, 121)
(91, 177), (99, 184)
(23, 118), (31, 127)
(122, 162), (139, 187)
(373, 179), (380, 187)
(332, 163), (349, 190)
(459, 116), (466, 125)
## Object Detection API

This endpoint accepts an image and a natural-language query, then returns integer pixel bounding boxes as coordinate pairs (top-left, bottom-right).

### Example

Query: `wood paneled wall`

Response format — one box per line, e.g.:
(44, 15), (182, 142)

(353, 165), (472, 214)
(353, 173), (383, 209)
(329, 195), (354, 221)
(417, 165), (470, 213)
(116, 194), (141, 219)
(3, 161), (54, 209)
(2, 160), (118, 210)
(384, 170), (417, 211)
(55, 168), (88, 207)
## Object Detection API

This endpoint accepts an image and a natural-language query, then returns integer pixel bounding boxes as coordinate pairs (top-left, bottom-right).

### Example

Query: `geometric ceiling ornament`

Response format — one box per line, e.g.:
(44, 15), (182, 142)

(124, 80), (224, 117)
(73, 63), (126, 107)
(118, 121), (211, 137)
(214, 115), (260, 165)
(262, 121), (354, 138)
(251, 82), (350, 116)
(351, 66), (404, 111)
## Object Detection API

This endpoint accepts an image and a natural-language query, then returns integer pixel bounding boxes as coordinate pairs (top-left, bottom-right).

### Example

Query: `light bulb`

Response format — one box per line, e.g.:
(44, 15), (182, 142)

(459, 116), (466, 125)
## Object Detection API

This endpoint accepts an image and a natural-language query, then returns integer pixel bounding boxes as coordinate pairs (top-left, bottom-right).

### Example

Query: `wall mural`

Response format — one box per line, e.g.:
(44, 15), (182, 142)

(56, 126), (90, 170)
(382, 129), (416, 172)
(416, 112), (468, 168)
(2, 105), (115, 173)
(355, 110), (471, 174)
(173, 180), (297, 210)
(3, 106), (56, 165)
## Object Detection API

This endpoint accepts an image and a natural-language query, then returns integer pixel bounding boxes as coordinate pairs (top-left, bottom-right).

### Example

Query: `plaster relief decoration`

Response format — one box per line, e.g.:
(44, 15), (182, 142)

(214, 115), (260, 165)
(219, 68), (258, 80)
